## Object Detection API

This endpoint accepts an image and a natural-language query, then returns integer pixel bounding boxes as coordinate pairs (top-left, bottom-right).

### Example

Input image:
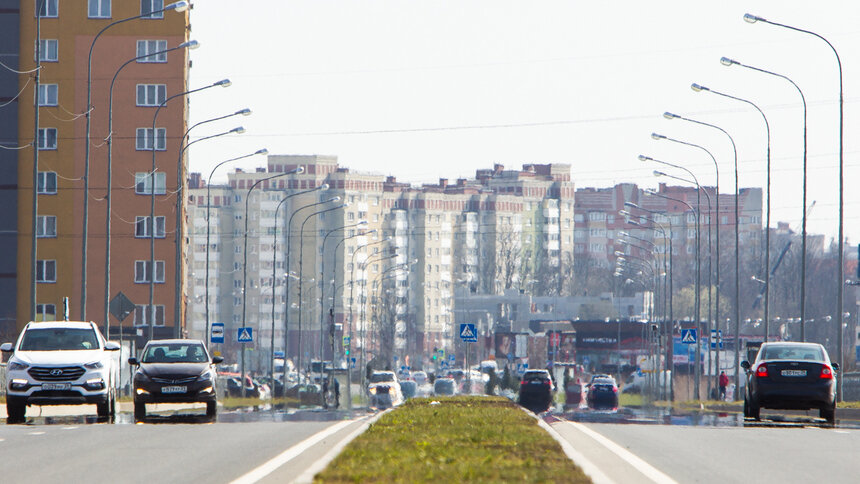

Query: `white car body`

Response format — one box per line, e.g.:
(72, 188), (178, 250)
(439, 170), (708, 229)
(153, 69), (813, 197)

(2, 321), (120, 419)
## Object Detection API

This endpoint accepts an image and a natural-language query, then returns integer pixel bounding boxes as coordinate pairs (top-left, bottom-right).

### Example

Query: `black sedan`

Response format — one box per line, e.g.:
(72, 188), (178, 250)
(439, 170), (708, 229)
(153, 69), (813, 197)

(518, 370), (555, 412)
(742, 342), (838, 423)
(129, 339), (223, 420)
(587, 376), (619, 409)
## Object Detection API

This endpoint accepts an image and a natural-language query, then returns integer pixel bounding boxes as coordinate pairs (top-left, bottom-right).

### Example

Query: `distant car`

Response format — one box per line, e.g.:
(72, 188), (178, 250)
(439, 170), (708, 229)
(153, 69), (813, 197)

(433, 377), (457, 396)
(400, 380), (418, 399)
(367, 371), (402, 408)
(742, 342), (838, 423)
(129, 339), (223, 421)
(518, 369), (555, 411)
(587, 376), (619, 409)
(412, 371), (428, 386)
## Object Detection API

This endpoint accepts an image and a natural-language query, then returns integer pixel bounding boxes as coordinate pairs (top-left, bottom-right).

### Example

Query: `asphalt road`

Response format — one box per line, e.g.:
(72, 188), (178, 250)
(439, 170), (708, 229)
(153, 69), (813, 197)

(551, 413), (860, 484)
(0, 407), (368, 484)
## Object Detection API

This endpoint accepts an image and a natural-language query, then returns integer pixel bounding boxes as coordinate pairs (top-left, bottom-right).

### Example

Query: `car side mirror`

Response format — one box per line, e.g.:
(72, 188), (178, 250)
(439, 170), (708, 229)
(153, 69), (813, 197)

(212, 356), (224, 364)
(0, 342), (12, 353)
(831, 362), (840, 371)
(740, 361), (750, 370)
(105, 341), (121, 351)
(128, 357), (139, 365)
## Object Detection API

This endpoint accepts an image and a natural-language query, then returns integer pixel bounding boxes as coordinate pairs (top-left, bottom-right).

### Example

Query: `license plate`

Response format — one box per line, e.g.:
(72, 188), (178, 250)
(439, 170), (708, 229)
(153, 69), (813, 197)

(161, 386), (187, 394)
(781, 370), (807, 377)
(42, 383), (71, 391)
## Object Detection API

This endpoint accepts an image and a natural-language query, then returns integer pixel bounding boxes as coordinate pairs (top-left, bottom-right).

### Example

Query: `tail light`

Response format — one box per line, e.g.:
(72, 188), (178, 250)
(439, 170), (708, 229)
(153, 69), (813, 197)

(612, 386), (618, 393)
(544, 380), (551, 385)
(755, 364), (768, 378)
(820, 365), (834, 380)
(520, 380), (526, 386)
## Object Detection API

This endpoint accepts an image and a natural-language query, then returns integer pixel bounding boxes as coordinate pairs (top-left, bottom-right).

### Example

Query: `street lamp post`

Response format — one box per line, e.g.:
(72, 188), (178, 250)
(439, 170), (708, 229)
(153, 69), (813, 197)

(744, 11), (845, 401)
(720, 57), (809, 340)
(204, 149), (268, 350)
(664, 112), (742, 398)
(148, 79), (231, 342)
(82, 0), (189, 320)
(689, 83), (772, 344)
(103, 40), (198, 338)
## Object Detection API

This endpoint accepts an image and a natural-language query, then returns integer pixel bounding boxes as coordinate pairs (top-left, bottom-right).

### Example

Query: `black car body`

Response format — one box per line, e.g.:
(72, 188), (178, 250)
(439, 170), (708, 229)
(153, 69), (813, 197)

(518, 370), (554, 411)
(587, 377), (619, 409)
(742, 342), (838, 423)
(130, 339), (223, 420)
(400, 380), (418, 399)
(433, 377), (457, 396)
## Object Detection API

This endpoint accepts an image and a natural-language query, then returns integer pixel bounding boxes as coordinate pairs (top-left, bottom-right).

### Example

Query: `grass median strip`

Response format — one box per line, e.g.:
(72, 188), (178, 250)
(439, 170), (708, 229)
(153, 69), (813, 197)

(315, 396), (591, 483)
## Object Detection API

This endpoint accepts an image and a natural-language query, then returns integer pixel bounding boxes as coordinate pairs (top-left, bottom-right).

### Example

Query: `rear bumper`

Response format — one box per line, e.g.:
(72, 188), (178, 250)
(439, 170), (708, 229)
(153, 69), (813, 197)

(754, 379), (835, 409)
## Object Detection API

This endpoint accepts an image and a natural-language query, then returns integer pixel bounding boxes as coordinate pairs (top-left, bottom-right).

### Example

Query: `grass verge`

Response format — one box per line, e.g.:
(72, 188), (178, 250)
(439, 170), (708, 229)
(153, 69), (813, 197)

(315, 396), (591, 483)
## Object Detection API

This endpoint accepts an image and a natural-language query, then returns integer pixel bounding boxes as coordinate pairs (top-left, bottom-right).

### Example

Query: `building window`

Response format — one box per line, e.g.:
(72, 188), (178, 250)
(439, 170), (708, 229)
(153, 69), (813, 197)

(133, 304), (165, 326)
(38, 172), (57, 194)
(134, 260), (165, 283)
(136, 40), (167, 63)
(37, 128), (57, 150)
(135, 216), (165, 238)
(135, 172), (166, 194)
(38, 84), (58, 106)
(136, 84), (166, 106)
(88, 0), (111, 18)
(141, 0), (164, 18)
(36, 0), (58, 18)
(37, 215), (56, 238)
(135, 127), (166, 150)
(36, 39), (58, 62)
(36, 304), (56, 322)
(36, 260), (56, 283)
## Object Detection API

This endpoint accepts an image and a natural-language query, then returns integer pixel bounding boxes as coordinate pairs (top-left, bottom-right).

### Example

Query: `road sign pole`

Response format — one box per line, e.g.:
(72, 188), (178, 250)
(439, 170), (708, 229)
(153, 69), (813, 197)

(241, 342), (246, 398)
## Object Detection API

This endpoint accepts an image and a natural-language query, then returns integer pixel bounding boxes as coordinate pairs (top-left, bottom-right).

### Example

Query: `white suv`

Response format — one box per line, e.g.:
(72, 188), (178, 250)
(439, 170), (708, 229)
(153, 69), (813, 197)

(1, 321), (120, 422)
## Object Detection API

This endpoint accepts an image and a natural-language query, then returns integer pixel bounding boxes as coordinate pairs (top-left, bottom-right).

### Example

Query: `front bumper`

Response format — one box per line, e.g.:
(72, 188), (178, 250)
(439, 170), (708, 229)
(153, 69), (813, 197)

(6, 369), (111, 406)
(133, 380), (217, 404)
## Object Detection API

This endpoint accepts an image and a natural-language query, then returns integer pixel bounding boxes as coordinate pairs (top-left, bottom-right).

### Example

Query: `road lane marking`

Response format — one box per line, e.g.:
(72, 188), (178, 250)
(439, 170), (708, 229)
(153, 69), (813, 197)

(228, 419), (356, 484)
(565, 421), (678, 484)
(28, 432), (46, 436)
(539, 419), (614, 484)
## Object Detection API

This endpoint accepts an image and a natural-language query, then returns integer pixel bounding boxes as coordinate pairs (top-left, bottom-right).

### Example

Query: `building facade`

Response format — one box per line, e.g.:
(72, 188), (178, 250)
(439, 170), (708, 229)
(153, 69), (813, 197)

(2, 1), (189, 339)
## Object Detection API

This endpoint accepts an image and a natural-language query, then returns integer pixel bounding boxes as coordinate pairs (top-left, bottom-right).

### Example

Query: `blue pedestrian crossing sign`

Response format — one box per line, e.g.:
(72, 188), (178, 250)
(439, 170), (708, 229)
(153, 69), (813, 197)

(680, 328), (697, 345)
(237, 327), (253, 343)
(459, 323), (477, 342)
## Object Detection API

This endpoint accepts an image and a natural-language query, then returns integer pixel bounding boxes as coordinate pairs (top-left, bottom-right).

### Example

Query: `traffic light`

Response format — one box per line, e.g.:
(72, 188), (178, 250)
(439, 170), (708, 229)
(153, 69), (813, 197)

(345, 348), (350, 356)
(432, 347), (438, 360)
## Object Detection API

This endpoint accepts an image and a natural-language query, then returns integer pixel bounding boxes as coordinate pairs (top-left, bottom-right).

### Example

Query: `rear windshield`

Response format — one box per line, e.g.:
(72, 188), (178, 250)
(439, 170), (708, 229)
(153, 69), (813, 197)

(761, 345), (824, 362)
(19, 327), (99, 351)
(143, 343), (208, 363)
(370, 373), (395, 383)
(523, 372), (550, 382)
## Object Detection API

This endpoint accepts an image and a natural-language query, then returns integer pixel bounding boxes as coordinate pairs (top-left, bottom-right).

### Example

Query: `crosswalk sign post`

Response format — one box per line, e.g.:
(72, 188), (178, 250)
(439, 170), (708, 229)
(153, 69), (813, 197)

(680, 328), (697, 345)
(459, 324), (478, 388)
(237, 327), (253, 343)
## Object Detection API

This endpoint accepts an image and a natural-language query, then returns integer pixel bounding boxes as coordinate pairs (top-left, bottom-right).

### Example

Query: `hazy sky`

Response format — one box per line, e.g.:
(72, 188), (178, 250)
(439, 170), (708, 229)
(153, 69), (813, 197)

(186, 1), (859, 242)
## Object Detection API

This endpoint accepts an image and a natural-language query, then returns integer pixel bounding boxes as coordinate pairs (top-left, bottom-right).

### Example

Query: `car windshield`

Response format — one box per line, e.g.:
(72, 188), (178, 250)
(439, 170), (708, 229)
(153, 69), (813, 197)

(142, 343), (208, 363)
(523, 372), (550, 382)
(19, 327), (99, 351)
(370, 372), (395, 383)
(762, 345), (824, 361)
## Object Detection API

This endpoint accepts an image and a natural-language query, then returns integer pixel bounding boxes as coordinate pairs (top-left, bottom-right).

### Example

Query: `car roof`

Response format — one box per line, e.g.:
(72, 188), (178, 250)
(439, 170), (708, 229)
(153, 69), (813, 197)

(25, 321), (96, 330)
(144, 339), (205, 346)
(592, 378), (616, 384)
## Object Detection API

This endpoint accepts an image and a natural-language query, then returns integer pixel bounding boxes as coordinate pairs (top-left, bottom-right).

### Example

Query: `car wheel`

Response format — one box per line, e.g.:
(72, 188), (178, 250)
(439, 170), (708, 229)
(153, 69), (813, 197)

(6, 399), (26, 422)
(96, 396), (111, 418)
(748, 397), (760, 421)
(134, 401), (146, 421)
(743, 397), (750, 418)
(820, 403), (836, 424)
(206, 401), (217, 419)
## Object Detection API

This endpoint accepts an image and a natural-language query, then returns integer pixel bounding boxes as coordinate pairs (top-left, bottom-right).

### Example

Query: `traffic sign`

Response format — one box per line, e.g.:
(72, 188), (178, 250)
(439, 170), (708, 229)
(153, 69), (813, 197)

(681, 328), (697, 345)
(343, 335), (351, 347)
(459, 323), (478, 342)
(237, 327), (253, 343)
(449, 354), (455, 363)
(210, 322), (225, 344)
(350, 357), (356, 369)
(109, 291), (135, 322)
(710, 329), (723, 349)
(549, 332), (560, 346)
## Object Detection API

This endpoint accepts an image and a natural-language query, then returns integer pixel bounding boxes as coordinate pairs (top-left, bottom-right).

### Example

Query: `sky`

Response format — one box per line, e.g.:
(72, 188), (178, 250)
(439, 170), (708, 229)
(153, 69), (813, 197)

(185, 0), (860, 243)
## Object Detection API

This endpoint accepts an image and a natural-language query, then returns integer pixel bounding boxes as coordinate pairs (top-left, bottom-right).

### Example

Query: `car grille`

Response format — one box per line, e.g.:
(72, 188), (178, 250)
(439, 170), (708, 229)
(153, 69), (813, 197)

(151, 376), (197, 384)
(28, 366), (86, 382)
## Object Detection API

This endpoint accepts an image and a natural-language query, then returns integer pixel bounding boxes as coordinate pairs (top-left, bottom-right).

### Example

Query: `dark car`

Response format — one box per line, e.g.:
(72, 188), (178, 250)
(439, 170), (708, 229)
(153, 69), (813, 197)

(129, 339), (223, 420)
(433, 377), (457, 396)
(400, 380), (418, 399)
(742, 342), (838, 423)
(587, 377), (619, 409)
(518, 369), (554, 412)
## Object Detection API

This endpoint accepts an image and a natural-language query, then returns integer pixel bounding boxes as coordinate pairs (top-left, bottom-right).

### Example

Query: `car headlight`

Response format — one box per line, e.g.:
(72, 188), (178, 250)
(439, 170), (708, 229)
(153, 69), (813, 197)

(369, 386), (377, 394)
(8, 360), (29, 371)
(198, 371), (212, 382)
(84, 361), (104, 370)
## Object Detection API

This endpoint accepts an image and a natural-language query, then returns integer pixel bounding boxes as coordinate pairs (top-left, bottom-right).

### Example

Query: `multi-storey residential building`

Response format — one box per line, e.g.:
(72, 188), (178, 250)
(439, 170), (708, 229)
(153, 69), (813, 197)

(2, 1), (189, 339)
(186, 157), (576, 370)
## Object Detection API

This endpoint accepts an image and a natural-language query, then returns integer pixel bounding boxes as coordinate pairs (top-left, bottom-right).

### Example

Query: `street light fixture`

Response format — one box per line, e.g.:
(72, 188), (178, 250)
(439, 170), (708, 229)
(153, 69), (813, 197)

(689, 84), (772, 342)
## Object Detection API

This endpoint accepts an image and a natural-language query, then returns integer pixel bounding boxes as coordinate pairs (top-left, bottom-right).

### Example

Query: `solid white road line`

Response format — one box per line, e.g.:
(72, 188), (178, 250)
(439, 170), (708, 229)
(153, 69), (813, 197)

(565, 421), (678, 484)
(538, 419), (615, 484)
(228, 419), (356, 484)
